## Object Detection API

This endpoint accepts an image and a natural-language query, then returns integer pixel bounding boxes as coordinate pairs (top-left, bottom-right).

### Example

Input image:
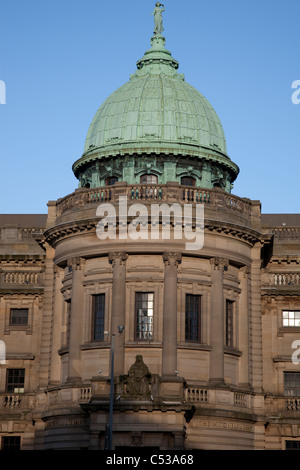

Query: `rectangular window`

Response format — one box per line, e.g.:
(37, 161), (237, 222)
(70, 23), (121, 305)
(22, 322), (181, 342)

(135, 293), (154, 340)
(225, 300), (234, 347)
(10, 308), (28, 326)
(185, 294), (201, 342)
(65, 300), (71, 346)
(284, 372), (300, 397)
(92, 294), (105, 342)
(283, 311), (300, 327)
(1, 436), (21, 451)
(6, 369), (25, 393)
(286, 440), (300, 450)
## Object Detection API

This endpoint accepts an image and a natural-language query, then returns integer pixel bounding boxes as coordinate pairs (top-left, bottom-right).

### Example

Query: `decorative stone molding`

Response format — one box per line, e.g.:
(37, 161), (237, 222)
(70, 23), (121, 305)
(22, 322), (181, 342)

(67, 257), (85, 271)
(210, 257), (229, 271)
(240, 265), (250, 276)
(163, 252), (182, 267)
(108, 252), (128, 267)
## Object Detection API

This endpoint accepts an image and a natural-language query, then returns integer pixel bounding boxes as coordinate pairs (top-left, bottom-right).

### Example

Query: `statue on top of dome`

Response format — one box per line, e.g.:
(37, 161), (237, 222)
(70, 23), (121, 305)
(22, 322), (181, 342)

(152, 2), (165, 35)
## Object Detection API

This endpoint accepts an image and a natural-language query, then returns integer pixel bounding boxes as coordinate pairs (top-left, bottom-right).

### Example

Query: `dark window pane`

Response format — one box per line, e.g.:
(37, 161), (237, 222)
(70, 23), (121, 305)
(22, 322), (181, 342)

(10, 308), (28, 326)
(6, 369), (25, 393)
(181, 177), (196, 186)
(226, 300), (234, 347)
(1, 436), (21, 451)
(66, 300), (71, 345)
(106, 177), (118, 186)
(185, 294), (201, 342)
(284, 372), (300, 397)
(92, 294), (105, 342)
(286, 440), (300, 450)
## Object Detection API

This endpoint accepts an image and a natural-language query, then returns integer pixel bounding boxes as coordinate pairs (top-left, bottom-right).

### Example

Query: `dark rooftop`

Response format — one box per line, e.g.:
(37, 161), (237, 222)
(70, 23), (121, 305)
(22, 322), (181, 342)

(0, 214), (47, 228)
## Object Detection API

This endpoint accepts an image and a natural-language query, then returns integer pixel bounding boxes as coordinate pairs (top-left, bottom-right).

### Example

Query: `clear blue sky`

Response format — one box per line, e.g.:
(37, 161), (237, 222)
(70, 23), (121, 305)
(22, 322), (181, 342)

(0, 0), (299, 214)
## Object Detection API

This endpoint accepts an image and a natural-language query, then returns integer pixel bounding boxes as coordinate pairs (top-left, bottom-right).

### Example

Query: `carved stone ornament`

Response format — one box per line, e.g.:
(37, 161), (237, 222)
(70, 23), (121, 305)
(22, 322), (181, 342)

(163, 252), (182, 267)
(210, 257), (229, 271)
(108, 252), (128, 267)
(67, 257), (84, 271)
(125, 355), (152, 397)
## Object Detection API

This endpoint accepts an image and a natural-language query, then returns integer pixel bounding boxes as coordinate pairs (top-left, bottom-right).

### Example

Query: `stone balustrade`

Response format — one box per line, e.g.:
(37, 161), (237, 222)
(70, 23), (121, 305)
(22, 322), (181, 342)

(4, 394), (22, 408)
(185, 386), (208, 403)
(56, 184), (253, 221)
(269, 273), (300, 286)
(234, 392), (247, 407)
(286, 398), (300, 411)
(1, 272), (41, 285)
(79, 386), (93, 402)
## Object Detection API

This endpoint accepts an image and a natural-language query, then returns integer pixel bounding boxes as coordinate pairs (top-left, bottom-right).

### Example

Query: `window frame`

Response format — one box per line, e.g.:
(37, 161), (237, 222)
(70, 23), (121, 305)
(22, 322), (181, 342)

(285, 440), (300, 450)
(6, 369), (25, 394)
(9, 308), (29, 326)
(225, 299), (234, 348)
(140, 174), (158, 185)
(92, 293), (106, 342)
(135, 292), (154, 341)
(1, 436), (21, 451)
(181, 176), (196, 187)
(282, 310), (300, 328)
(185, 294), (201, 343)
(106, 176), (119, 186)
(284, 372), (300, 397)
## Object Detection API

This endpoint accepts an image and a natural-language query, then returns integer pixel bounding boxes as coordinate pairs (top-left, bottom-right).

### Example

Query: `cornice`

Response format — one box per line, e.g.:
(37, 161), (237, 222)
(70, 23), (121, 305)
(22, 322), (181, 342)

(43, 216), (263, 248)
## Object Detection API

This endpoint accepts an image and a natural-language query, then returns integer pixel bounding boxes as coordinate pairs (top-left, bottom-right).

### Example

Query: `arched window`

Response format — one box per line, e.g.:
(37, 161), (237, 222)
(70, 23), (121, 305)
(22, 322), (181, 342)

(181, 176), (196, 186)
(106, 176), (118, 186)
(140, 174), (158, 184)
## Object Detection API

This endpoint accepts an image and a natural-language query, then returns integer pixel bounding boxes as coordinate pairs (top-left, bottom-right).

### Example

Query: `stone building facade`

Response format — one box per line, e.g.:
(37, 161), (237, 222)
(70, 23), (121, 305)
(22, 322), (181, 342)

(1, 7), (300, 451)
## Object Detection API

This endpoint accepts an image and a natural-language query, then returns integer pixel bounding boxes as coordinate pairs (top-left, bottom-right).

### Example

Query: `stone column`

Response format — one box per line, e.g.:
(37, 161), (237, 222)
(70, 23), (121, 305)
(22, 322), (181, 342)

(67, 257), (85, 383)
(238, 265), (250, 387)
(209, 257), (227, 385)
(162, 252), (182, 377)
(109, 252), (127, 377)
(49, 265), (64, 384)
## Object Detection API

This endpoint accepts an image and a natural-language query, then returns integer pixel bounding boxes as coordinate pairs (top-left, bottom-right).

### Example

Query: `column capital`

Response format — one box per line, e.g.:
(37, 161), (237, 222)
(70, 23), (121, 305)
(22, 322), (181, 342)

(210, 257), (228, 271)
(163, 252), (182, 267)
(108, 252), (128, 267)
(239, 265), (251, 277)
(53, 264), (64, 275)
(67, 257), (85, 271)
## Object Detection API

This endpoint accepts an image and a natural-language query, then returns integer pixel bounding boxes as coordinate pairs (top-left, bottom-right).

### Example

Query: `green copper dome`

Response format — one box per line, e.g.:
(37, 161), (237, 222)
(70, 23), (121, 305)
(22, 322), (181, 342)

(73, 28), (239, 192)
(83, 39), (227, 155)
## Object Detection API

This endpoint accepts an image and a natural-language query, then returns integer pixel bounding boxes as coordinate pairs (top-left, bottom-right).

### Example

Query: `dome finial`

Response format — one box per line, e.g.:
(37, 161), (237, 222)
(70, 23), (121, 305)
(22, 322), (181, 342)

(151, 2), (165, 36)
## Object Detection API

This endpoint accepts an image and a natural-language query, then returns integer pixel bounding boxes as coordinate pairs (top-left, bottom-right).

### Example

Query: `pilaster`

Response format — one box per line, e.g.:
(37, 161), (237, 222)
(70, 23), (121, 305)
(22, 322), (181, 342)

(238, 265), (250, 387)
(49, 265), (64, 384)
(209, 257), (228, 385)
(67, 257), (85, 383)
(108, 252), (128, 377)
(162, 252), (182, 377)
